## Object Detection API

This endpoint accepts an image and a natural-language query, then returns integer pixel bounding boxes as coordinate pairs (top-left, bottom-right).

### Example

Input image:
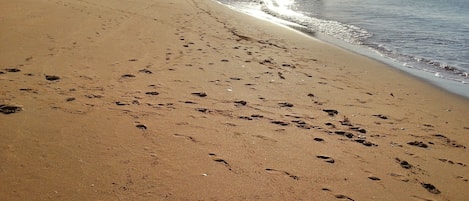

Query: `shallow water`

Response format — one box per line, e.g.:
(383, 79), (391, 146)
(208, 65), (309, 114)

(216, 0), (469, 98)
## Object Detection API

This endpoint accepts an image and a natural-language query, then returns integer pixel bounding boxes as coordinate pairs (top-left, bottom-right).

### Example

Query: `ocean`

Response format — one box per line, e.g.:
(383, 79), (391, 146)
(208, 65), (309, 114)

(215, 0), (469, 98)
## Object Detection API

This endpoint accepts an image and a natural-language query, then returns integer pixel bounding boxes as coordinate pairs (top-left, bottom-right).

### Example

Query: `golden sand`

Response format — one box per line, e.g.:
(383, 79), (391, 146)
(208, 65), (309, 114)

(1, 0), (468, 200)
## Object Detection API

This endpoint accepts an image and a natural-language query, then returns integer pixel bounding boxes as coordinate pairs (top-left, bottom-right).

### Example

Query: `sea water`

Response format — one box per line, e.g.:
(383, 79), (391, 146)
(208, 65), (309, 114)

(216, 0), (469, 98)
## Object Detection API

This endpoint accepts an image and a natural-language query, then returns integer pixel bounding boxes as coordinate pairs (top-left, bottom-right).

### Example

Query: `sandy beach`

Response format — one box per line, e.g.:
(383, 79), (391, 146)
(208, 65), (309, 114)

(1, 0), (468, 200)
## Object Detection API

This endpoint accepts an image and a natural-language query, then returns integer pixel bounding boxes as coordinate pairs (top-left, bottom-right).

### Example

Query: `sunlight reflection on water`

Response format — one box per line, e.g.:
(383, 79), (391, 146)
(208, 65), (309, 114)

(262, 0), (298, 16)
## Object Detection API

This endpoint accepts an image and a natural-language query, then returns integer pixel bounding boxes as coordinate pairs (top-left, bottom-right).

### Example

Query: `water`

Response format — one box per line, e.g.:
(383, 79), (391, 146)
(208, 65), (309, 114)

(215, 0), (469, 98)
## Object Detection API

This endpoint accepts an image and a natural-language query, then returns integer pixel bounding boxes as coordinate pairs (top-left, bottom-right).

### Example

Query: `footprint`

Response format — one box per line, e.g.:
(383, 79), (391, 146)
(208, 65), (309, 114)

(251, 114), (264, 119)
(277, 72), (285, 79)
(145, 91), (159, 96)
(230, 77), (242, 80)
(388, 173), (409, 182)
(45, 75), (60, 81)
(372, 114), (388, 119)
(421, 183), (440, 194)
(291, 120), (314, 129)
(85, 94), (103, 99)
(135, 124), (147, 130)
(354, 139), (378, 147)
(395, 158), (412, 169)
(265, 168), (299, 180)
(115, 101), (129, 106)
(239, 116), (253, 120)
(350, 127), (367, 134)
(5, 68), (21, 72)
(325, 122), (336, 128)
(191, 92), (207, 97)
(432, 134), (466, 149)
(407, 141), (428, 148)
(285, 114), (302, 119)
(436, 158), (467, 166)
(456, 176), (468, 182)
(234, 100), (247, 106)
(313, 137), (324, 142)
(195, 108), (210, 113)
(0, 104), (23, 114)
(173, 134), (197, 142)
(121, 74), (135, 78)
(209, 153), (232, 171)
(334, 131), (354, 138)
(139, 69), (153, 74)
(423, 124), (434, 128)
(323, 109), (338, 116)
(316, 155), (335, 163)
(335, 194), (355, 201)
(271, 120), (289, 126)
(278, 102), (294, 107)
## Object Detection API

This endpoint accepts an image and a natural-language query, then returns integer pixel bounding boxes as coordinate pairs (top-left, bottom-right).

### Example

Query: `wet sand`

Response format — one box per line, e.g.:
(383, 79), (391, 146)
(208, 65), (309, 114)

(1, 0), (468, 200)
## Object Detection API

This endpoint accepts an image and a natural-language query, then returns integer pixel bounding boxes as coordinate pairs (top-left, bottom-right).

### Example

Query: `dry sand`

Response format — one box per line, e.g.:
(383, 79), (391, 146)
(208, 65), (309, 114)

(1, 0), (468, 200)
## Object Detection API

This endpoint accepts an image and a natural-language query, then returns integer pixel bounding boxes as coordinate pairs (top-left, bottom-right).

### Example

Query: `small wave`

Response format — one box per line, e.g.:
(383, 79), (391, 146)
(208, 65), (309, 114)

(365, 40), (469, 82)
(415, 57), (468, 79)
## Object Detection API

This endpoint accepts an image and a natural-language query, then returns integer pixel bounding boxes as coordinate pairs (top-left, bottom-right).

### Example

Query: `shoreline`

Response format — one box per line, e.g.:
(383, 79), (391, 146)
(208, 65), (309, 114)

(1, 0), (468, 200)
(310, 30), (469, 100)
(216, 0), (469, 99)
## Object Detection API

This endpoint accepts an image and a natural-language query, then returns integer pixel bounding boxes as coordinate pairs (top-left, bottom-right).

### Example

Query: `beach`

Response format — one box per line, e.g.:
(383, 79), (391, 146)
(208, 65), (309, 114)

(1, 0), (468, 200)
